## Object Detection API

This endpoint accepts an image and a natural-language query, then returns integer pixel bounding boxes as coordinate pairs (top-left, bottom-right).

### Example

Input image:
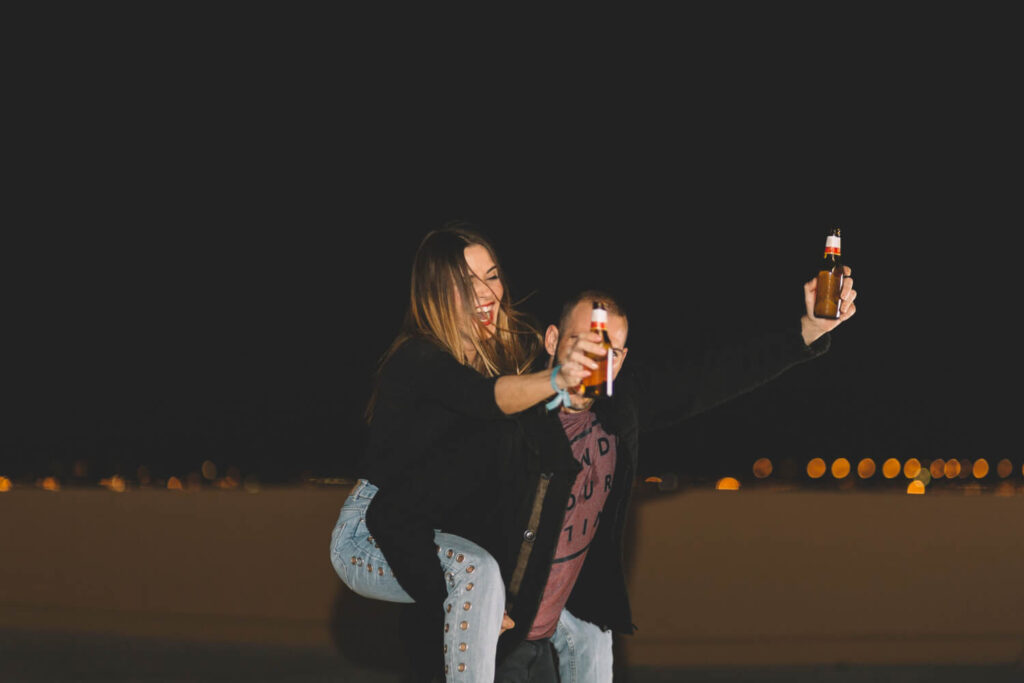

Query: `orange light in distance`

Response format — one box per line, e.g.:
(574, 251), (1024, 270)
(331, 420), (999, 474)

(100, 476), (126, 493)
(831, 458), (851, 479)
(715, 477), (741, 491)
(973, 459), (990, 479)
(996, 459), (1012, 479)
(752, 458), (773, 479)
(903, 458), (922, 479)
(807, 458), (827, 479)
(944, 459), (961, 479)
(857, 459), (876, 479)
(882, 458), (901, 479)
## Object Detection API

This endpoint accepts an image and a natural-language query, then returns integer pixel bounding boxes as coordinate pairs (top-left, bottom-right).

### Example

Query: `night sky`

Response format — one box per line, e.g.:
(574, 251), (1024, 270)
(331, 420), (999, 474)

(5, 18), (1016, 488)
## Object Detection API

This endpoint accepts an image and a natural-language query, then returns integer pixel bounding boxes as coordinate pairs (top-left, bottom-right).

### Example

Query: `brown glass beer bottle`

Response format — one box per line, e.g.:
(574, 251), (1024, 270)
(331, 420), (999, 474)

(581, 301), (614, 398)
(813, 227), (844, 319)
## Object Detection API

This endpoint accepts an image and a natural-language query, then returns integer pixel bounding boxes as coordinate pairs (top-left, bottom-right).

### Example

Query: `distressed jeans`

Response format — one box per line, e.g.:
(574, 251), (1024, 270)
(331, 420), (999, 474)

(551, 608), (613, 683)
(330, 479), (506, 682)
(495, 609), (613, 682)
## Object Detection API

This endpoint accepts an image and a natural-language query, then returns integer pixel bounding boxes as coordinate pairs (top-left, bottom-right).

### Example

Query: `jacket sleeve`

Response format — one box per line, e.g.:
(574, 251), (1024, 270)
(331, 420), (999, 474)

(383, 338), (506, 419)
(630, 325), (830, 434)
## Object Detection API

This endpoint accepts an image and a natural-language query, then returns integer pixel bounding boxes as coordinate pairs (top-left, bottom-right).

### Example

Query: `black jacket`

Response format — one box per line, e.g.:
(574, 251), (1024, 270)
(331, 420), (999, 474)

(357, 327), (829, 679)
(355, 336), (514, 679)
(447, 323), (831, 664)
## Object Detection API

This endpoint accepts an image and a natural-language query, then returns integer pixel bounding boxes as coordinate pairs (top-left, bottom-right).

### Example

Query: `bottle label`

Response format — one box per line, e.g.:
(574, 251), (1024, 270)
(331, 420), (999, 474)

(591, 308), (608, 328)
(824, 235), (841, 256)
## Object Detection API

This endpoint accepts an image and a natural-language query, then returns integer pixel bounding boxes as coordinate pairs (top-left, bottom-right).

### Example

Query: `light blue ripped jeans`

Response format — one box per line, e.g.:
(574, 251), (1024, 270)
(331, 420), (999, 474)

(552, 608), (614, 683)
(330, 479), (506, 682)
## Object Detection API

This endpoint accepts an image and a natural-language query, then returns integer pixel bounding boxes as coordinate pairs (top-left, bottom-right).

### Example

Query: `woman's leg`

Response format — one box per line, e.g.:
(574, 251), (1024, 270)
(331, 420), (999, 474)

(330, 481), (506, 682)
(330, 480), (414, 603)
(434, 531), (506, 682)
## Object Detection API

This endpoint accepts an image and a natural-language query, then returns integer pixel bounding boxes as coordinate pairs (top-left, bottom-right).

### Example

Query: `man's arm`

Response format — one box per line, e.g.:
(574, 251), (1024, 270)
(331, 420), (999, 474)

(632, 267), (856, 433)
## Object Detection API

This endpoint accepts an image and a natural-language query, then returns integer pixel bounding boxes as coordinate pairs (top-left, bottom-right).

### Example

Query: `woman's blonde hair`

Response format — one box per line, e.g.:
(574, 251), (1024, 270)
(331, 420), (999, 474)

(365, 222), (542, 422)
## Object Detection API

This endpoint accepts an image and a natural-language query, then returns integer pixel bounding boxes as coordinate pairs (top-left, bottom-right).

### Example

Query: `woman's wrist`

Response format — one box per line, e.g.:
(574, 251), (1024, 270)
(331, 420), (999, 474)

(549, 364), (564, 391)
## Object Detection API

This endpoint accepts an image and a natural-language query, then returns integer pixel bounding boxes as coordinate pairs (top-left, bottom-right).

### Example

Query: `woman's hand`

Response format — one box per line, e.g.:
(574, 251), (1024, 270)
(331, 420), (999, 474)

(554, 332), (602, 390)
(500, 612), (515, 634)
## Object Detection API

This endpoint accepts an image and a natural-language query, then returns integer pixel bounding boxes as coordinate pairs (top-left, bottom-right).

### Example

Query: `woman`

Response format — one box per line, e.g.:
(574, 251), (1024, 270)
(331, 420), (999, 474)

(329, 224), (597, 682)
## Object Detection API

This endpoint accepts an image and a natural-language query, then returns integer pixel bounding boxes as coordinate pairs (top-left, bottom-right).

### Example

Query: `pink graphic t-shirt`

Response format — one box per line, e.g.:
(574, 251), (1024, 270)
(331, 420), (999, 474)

(527, 409), (617, 640)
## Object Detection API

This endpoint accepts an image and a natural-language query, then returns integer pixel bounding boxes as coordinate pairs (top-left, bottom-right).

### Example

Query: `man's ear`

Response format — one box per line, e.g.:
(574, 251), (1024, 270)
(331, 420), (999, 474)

(544, 324), (560, 359)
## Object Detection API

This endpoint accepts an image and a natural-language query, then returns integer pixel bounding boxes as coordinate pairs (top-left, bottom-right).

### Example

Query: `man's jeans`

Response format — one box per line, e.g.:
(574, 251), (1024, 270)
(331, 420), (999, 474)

(330, 479), (506, 682)
(496, 608), (614, 682)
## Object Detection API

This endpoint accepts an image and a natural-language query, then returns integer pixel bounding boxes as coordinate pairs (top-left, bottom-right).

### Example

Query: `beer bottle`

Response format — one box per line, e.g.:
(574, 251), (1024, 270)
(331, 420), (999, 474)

(581, 301), (614, 399)
(813, 227), (844, 319)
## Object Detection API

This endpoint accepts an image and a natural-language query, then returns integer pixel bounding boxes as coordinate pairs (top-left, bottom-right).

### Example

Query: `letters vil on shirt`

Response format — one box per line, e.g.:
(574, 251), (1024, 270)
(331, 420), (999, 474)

(527, 408), (617, 640)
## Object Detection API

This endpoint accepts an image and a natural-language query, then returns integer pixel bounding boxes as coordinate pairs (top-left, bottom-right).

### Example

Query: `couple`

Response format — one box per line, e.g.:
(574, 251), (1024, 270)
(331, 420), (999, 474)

(329, 223), (857, 682)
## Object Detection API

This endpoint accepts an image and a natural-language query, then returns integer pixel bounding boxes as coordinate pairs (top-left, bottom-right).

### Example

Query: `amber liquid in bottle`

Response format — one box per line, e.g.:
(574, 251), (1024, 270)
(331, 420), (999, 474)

(813, 227), (843, 320)
(581, 301), (614, 399)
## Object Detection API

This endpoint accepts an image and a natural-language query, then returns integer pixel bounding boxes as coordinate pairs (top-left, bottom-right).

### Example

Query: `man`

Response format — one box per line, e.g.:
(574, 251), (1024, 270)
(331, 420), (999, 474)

(485, 268), (857, 681)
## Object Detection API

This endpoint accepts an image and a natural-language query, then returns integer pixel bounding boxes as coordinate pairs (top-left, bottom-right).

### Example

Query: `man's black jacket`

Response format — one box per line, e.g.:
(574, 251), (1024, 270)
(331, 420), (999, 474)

(446, 323), (831, 664)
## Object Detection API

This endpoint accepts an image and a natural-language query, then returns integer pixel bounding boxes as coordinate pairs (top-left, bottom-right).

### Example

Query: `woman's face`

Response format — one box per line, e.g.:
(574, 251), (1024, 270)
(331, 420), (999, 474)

(460, 243), (504, 340)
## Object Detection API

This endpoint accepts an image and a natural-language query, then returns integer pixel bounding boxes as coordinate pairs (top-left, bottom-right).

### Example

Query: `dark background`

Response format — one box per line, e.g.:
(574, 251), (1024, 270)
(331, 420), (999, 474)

(4, 9), (1017, 489)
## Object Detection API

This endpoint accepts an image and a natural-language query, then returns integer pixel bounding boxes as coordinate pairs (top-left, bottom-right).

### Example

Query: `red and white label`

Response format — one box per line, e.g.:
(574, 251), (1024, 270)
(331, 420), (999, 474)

(824, 235), (841, 255)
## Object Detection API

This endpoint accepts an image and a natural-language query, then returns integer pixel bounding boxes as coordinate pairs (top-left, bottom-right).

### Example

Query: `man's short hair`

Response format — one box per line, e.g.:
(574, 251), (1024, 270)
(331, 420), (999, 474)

(558, 289), (629, 333)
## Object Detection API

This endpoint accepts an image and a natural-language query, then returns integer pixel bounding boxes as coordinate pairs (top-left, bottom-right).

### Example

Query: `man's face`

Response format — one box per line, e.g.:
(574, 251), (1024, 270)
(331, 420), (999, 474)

(545, 300), (628, 409)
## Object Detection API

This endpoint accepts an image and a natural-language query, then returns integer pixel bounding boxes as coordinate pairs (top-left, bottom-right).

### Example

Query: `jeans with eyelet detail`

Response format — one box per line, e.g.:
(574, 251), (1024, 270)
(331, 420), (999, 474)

(330, 479), (505, 682)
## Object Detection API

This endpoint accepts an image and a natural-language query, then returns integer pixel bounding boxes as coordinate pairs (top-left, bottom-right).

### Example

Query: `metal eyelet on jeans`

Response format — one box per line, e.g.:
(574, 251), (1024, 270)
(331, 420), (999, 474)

(458, 663), (466, 672)
(463, 602), (471, 611)
(459, 621), (468, 630)
(447, 549), (454, 558)
(459, 643), (467, 652)
(466, 565), (475, 573)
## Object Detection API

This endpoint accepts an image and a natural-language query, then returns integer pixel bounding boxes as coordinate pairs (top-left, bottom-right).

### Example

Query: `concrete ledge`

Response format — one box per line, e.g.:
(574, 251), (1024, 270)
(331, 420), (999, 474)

(2, 486), (1023, 670)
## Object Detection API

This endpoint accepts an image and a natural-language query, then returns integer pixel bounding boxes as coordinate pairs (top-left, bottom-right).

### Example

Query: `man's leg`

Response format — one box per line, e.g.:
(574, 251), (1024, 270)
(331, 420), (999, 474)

(494, 639), (559, 683)
(550, 609), (613, 683)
